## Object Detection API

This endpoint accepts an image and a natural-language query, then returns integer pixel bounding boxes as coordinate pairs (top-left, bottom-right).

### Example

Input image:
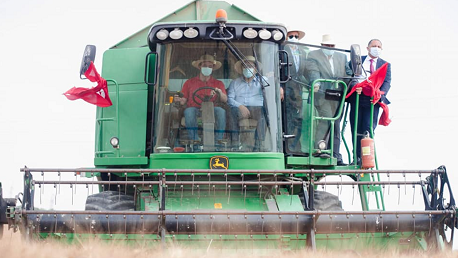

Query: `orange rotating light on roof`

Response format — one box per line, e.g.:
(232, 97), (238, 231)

(215, 9), (228, 23)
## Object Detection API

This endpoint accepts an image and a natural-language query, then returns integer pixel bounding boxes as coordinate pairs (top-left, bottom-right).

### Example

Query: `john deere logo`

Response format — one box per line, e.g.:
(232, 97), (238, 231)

(210, 156), (228, 170)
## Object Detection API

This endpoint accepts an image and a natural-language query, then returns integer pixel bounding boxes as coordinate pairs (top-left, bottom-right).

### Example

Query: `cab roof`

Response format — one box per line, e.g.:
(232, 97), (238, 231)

(112, 0), (261, 49)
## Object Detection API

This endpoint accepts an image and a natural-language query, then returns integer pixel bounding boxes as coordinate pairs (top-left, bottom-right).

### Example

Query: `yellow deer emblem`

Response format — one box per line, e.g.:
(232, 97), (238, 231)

(210, 156), (228, 170)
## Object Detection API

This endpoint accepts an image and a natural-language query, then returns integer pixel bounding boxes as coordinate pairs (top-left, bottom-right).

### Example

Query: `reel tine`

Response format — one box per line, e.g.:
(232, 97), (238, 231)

(91, 173), (94, 195)
(403, 172), (407, 195)
(74, 172), (77, 194)
(107, 214), (111, 237)
(241, 173), (244, 194)
(174, 172), (177, 194)
(58, 171), (61, 194)
(244, 185), (247, 206)
(352, 183), (355, 205)
(208, 173), (211, 195)
(340, 173), (343, 195)
(213, 185), (216, 204)
(290, 181), (294, 205)
(70, 184), (74, 205)
(387, 172), (390, 195)
(42, 171), (45, 195)
(39, 182), (42, 205)
(141, 172), (145, 191)
(227, 185), (231, 205)
(192, 173), (195, 196)
(118, 185), (121, 201)
(275, 173), (278, 195)
(428, 213), (432, 236)
(397, 183), (401, 205)
(54, 183), (57, 205)
(412, 184), (416, 205)
(125, 173), (128, 195)
(197, 185), (201, 207)
(296, 214), (299, 239)
(324, 173), (327, 192)
(180, 184), (184, 206)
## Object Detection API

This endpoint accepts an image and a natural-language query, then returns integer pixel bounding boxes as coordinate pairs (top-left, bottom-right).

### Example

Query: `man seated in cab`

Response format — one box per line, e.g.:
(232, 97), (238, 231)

(174, 54), (227, 142)
(227, 56), (266, 150)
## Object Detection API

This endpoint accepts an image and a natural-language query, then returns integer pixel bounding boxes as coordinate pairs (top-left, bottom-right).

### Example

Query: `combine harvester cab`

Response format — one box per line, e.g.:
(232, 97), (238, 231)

(1, 0), (457, 252)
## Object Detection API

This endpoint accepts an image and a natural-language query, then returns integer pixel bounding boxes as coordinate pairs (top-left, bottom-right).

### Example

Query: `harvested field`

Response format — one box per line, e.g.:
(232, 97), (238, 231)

(1, 226), (456, 258)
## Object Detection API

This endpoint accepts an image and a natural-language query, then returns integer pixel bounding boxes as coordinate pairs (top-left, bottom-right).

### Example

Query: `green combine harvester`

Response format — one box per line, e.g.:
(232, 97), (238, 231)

(0, 0), (456, 251)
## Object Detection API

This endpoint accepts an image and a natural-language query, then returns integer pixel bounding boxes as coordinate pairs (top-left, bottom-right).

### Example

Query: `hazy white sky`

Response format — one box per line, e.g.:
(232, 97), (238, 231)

(0, 0), (457, 248)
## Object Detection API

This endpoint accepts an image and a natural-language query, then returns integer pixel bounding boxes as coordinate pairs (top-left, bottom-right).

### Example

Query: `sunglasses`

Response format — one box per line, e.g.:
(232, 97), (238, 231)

(288, 35), (299, 39)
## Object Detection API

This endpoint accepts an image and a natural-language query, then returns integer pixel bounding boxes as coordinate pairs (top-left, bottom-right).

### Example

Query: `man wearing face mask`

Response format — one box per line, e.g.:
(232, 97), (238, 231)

(283, 28), (310, 152)
(348, 39), (391, 165)
(227, 56), (266, 150)
(307, 34), (352, 165)
(176, 54), (227, 142)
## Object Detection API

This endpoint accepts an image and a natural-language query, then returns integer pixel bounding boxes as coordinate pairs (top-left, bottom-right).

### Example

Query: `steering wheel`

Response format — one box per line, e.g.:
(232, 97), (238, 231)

(192, 86), (221, 106)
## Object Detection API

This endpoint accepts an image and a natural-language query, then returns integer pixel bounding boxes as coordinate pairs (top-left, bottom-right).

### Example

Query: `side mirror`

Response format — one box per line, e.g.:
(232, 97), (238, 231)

(80, 45), (96, 79)
(350, 44), (362, 77)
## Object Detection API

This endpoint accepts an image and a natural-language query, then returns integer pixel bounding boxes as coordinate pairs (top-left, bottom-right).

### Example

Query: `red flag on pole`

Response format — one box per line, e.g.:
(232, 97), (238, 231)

(64, 62), (112, 107)
(346, 63), (391, 126)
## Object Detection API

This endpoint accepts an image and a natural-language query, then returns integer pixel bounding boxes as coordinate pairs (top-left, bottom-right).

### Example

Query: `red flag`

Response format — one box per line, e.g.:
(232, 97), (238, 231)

(346, 63), (391, 126)
(64, 62), (112, 107)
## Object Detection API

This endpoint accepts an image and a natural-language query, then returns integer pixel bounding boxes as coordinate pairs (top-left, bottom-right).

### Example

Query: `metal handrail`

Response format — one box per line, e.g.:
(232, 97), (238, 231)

(95, 79), (120, 157)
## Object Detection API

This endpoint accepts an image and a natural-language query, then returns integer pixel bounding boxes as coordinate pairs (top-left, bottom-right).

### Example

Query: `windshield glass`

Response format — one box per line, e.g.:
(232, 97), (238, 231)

(152, 41), (281, 153)
(282, 42), (351, 156)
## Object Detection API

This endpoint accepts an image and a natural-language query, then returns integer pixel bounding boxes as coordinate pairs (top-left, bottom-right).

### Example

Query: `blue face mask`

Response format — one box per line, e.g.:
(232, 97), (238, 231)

(322, 49), (335, 56)
(370, 47), (382, 58)
(201, 67), (212, 76)
(243, 68), (255, 78)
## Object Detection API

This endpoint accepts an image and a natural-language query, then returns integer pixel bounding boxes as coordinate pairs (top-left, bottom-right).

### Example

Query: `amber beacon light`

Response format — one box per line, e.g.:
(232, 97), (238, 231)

(215, 9), (228, 23)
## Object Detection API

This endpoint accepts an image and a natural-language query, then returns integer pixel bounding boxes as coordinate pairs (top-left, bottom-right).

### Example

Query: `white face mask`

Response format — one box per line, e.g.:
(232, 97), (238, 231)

(370, 47), (382, 58)
(288, 37), (298, 43)
(322, 49), (335, 56)
(201, 67), (213, 76)
(243, 68), (255, 79)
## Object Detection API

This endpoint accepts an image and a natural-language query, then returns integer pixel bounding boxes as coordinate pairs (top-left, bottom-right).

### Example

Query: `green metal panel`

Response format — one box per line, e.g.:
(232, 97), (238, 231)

(94, 47), (150, 166)
(112, 0), (261, 49)
(275, 195), (303, 211)
(102, 47), (151, 84)
(149, 153), (284, 170)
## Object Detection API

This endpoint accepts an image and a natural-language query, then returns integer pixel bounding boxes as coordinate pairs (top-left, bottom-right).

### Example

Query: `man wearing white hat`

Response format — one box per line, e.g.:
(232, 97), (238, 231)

(175, 54), (227, 142)
(227, 56), (266, 150)
(283, 28), (310, 152)
(307, 34), (351, 165)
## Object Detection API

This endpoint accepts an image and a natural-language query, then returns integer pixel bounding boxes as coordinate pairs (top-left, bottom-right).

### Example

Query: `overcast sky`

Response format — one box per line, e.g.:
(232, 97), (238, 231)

(1, 0), (457, 248)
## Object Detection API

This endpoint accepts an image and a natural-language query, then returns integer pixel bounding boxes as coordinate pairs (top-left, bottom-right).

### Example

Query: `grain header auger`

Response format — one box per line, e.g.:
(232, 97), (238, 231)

(0, 0), (457, 252)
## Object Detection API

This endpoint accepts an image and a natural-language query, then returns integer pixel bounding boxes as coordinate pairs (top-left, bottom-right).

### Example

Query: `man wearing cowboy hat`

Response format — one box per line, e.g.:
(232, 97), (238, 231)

(175, 54), (227, 142)
(227, 56), (266, 150)
(283, 28), (309, 152)
(307, 34), (352, 165)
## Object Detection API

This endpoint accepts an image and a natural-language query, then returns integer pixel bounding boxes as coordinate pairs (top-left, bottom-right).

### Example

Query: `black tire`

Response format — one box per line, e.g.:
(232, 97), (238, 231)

(85, 191), (135, 211)
(313, 191), (343, 211)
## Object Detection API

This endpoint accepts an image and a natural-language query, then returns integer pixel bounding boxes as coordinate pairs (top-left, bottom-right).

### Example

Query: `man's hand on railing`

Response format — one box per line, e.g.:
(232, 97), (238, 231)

(355, 87), (362, 94)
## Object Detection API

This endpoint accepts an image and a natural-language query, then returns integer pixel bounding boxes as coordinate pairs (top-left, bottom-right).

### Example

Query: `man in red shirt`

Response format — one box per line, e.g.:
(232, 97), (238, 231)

(175, 54), (227, 141)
